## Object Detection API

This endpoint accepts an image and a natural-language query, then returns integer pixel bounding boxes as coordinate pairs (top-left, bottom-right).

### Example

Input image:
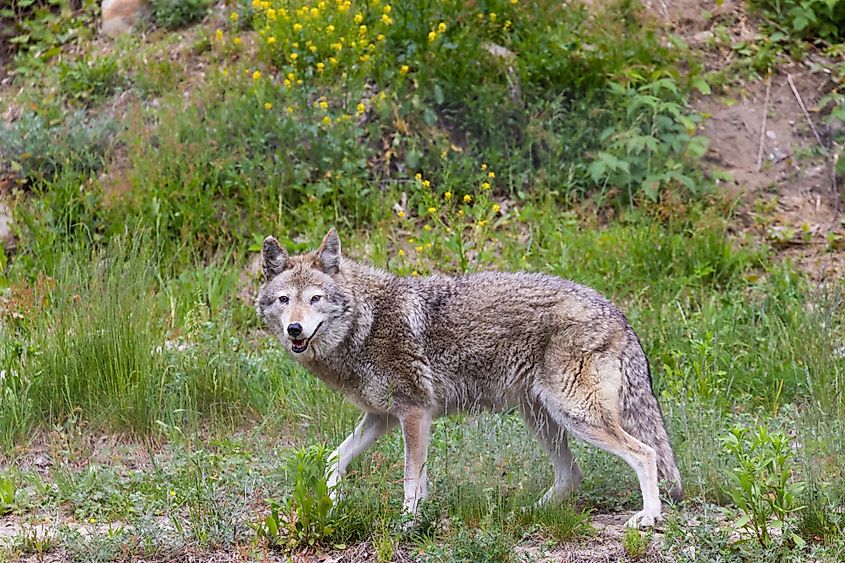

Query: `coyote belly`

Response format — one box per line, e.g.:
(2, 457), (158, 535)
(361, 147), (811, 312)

(256, 229), (682, 528)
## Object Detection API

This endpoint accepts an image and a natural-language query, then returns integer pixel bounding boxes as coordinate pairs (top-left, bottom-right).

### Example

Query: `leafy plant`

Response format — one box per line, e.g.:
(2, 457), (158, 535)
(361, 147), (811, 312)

(151, 0), (211, 30)
(59, 54), (124, 102)
(747, 0), (845, 43)
(722, 425), (806, 547)
(3, 0), (99, 76)
(0, 475), (16, 515)
(259, 445), (340, 551)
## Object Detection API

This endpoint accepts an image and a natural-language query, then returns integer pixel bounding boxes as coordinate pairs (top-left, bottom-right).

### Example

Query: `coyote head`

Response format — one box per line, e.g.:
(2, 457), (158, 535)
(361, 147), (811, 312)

(256, 229), (352, 357)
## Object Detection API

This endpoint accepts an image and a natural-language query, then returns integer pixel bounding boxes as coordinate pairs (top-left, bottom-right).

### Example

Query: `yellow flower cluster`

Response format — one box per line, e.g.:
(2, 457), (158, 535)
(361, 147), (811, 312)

(253, 0), (396, 85)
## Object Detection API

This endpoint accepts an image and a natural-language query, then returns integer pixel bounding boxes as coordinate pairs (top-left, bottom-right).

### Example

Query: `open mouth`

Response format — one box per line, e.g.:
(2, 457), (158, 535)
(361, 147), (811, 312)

(289, 322), (323, 354)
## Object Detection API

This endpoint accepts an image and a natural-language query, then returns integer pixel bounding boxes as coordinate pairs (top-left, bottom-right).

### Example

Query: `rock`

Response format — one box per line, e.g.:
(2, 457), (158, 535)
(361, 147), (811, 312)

(102, 0), (150, 37)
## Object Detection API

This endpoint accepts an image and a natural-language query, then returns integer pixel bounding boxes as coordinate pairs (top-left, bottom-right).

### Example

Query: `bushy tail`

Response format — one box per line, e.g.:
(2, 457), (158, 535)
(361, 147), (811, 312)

(620, 333), (683, 502)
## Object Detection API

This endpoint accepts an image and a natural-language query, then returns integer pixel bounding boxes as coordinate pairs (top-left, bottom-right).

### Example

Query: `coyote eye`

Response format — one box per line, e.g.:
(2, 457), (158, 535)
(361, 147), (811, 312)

(310, 295), (323, 304)
(279, 296), (289, 305)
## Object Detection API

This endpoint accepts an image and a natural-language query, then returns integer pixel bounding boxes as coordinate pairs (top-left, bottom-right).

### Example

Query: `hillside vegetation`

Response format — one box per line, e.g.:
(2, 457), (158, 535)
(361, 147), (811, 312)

(0, 0), (843, 560)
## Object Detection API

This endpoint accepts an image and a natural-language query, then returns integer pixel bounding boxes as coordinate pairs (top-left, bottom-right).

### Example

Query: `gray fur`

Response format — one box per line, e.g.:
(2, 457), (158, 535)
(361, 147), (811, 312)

(257, 230), (683, 527)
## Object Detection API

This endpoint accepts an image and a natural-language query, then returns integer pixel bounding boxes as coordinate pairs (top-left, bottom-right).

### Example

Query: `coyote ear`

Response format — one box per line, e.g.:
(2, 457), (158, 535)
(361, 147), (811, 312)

(315, 228), (341, 275)
(262, 236), (288, 280)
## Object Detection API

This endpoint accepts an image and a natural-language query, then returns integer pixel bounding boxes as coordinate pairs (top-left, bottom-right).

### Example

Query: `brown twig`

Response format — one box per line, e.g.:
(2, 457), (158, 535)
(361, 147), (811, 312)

(756, 73), (772, 172)
(787, 73), (827, 155)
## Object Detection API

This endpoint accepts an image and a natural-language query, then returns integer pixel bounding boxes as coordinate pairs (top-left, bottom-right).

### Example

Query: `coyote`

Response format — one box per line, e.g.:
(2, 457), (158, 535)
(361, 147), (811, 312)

(256, 229), (682, 528)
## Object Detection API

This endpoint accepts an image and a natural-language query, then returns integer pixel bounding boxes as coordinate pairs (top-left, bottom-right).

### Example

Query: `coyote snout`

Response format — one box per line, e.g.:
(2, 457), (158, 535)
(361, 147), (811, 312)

(256, 229), (682, 528)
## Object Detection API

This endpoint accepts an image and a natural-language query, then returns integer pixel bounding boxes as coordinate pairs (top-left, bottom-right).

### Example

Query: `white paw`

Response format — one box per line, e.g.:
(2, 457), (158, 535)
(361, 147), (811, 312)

(625, 510), (662, 529)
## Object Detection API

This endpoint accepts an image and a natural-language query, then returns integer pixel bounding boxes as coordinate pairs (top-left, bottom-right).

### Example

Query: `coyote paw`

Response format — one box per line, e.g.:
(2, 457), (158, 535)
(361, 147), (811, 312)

(625, 510), (662, 529)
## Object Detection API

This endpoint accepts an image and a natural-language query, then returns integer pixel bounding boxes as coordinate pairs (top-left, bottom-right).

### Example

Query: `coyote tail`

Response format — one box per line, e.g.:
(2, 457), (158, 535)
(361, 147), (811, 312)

(620, 334), (683, 502)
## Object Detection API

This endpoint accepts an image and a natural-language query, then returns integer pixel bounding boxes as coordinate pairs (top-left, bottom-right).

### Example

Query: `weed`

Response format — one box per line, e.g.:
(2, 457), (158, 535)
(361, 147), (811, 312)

(722, 424), (805, 548)
(260, 444), (340, 551)
(623, 526), (651, 558)
(58, 54), (125, 102)
(151, 0), (212, 29)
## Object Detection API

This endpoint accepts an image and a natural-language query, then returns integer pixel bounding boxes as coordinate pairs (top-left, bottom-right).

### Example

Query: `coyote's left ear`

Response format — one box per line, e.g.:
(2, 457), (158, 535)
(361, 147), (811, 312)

(315, 228), (341, 275)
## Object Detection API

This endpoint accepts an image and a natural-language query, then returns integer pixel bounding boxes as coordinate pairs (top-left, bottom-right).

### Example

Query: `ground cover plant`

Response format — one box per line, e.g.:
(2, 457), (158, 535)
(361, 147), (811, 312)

(0, 0), (844, 560)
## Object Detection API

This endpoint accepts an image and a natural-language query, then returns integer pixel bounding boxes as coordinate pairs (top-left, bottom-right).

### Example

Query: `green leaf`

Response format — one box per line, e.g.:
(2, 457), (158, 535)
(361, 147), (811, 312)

(691, 76), (711, 95)
(433, 83), (444, 105)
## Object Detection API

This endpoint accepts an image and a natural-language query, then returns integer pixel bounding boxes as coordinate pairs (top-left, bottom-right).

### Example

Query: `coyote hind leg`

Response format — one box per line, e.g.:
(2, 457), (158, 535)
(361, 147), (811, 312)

(535, 385), (662, 528)
(520, 400), (583, 506)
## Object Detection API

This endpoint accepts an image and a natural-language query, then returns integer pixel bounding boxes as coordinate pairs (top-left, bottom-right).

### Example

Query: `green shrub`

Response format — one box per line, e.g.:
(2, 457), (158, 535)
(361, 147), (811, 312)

(748, 0), (845, 43)
(58, 54), (125, 102)
(0, 111), (117, 185)
(151, 0), (212, 29)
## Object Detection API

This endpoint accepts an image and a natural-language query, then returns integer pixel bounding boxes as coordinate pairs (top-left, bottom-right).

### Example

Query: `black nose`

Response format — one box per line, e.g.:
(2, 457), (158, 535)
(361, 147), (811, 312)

(287, 323), (303, 337)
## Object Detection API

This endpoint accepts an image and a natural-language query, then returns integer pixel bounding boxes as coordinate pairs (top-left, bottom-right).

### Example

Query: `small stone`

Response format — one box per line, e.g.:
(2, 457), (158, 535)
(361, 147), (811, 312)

(766, 130), (776, 140)
(0, 200), (12, 246)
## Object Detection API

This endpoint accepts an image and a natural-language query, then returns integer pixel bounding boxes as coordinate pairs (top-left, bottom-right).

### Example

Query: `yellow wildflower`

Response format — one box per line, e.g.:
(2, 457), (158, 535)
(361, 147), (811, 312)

(309, 45), (317, 53)
(293, 42), (299, 48)
(481, 182), (491, 190)
(360, 53), (370, 62)
(444, 191), (452, 200)
(310, 7), (319, 17)
(437, 22), (446, 33)
(320, 101), (329, 110)
(478, 219), (488, 227)
(400, 64), (410, 74)
(286, 105), (294, 113)
(230, 12), (239, 21)
(359, 24), (368, 35)
(322, 116), (332, 125)
(326, 24), (335, 33)
(490, 12), (497, 22)
(215, 29), (223, 41)
(316, 62), (325, 72)
(356, 103), (366, 114)
(287, 72), (296, 81)
(267, 8), (276, 19)
(492, 203), (501, 213)
(293, 22), (303, 32)
(169, 490), (176, 497)
(412, 271), (419, 277)
(252, 70), (262, 80)
(267, 36), (276, 45)
(423, 224), (432, 231)
(504, 20), (512, 30)
(481, 163), (488, 170)
(329, 57), (339, 65)
(233, 36), (242, 45)
(381, 14), (393, 25)
(488, 171), (495, 178)
(264, 102), (272, 110)
(376, 34), (385, 42)
(398, 249), (405, 256)
(457, 209), (464, 216)
(463, 194), (472, 204)
(398, 210), (406, 218)
(383, 4), (392, 13)
(353, 12), (364, 24)
(416, 246), (423, 252)
(415, 173), (422, 180)
(428, 31), (437, 42)
(427, 207), (436, 214)
(290, 52), (298, 60)
(422, 179), (430, 188)
(510, 0), (518, 4)
(283, 79), (292, 87)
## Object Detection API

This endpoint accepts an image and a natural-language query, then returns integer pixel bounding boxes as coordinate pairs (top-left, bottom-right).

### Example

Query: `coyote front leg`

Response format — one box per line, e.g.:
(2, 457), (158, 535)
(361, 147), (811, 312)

(326, 412), (396, 501)
(398, 406), (432, 515)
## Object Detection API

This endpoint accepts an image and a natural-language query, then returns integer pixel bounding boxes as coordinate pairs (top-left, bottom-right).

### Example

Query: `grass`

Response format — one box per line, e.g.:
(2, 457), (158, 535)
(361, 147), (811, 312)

(1, 0), (844, 560)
